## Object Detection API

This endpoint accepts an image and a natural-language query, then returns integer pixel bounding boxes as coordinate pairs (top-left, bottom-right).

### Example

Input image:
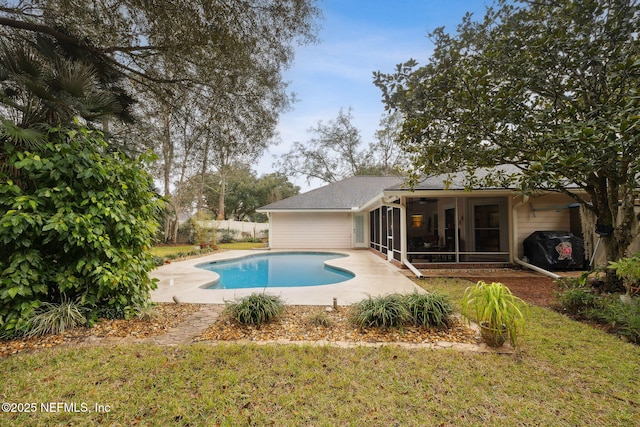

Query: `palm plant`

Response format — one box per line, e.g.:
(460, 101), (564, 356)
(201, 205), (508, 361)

(0, 37), (129, 182)
(0, 39), (125, 126)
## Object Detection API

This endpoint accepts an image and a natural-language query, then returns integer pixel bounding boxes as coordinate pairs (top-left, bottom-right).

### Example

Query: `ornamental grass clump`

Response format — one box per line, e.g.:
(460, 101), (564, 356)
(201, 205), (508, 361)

(461, 281), (528, 348)
(224, 293), (284, 326)
(24, 301), (87, 337)
(305, 310), (334, 327)
(349, 294), (410, 328)
(403, 292), (453, 328)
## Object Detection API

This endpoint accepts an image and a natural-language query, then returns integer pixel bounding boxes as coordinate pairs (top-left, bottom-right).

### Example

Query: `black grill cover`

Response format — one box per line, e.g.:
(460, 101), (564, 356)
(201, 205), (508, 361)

(523, 231), (585, 271)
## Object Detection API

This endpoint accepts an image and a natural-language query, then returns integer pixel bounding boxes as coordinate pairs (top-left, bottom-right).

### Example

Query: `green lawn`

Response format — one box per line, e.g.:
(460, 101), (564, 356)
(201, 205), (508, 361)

(2, 278), (639, 426)
(150, 242), (265, 258)
(218, 242), (266, 250)
(149, 245), (197, 257)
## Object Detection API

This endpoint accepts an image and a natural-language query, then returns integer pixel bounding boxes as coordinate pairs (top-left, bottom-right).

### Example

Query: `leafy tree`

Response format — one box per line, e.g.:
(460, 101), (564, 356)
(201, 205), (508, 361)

(232, 171), (300, 222)
(0, 9), (165, 335)
(276, 107), (403, 184)
(132, 86), (210, 241)
(2, 1), (321, 227)
(362, 111), (406, 176)
(174, 165), (299, 222)
(200, 88), (282, 219)
(0, 0), (319, 99)
(0, 126), (163, 336)
(275, 107), (365, 183)
(375, 0), (640, 274)
(256, 172), (300, 206)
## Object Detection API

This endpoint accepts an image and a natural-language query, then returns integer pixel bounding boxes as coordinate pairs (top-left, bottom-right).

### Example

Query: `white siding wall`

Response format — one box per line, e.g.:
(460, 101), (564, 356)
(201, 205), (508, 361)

(269, 212), (353, 249)
(515, 194), (574, 257)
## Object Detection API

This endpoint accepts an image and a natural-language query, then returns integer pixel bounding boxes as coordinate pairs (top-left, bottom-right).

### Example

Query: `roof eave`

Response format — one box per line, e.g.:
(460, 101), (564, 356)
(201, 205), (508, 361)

(382, 188), (517, 197)
(256, 208), (356, 214)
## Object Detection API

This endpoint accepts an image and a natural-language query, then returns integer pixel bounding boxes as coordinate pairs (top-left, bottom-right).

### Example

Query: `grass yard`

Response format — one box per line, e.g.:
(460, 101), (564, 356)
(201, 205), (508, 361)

(150, 242), (265, 258)
(2, 279), (639, 426)
(149, 245), (197, 257)
(218, 242), (266, 250)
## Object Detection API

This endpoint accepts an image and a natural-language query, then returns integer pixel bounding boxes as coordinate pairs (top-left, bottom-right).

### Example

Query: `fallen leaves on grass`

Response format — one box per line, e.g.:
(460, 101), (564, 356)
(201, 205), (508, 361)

(195, 305), (479, 345)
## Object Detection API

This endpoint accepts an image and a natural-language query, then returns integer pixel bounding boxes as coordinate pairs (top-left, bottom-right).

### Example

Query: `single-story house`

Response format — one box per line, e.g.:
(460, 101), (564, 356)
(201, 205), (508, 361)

(257, 169), (638, 275)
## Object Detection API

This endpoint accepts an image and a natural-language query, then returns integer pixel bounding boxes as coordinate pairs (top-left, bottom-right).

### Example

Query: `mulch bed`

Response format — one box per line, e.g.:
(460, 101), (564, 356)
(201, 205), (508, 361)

(462, 276), (559, 308)
(1, 276), (558, 357)
(195, 305), (479, 345)
(0, 303), (201, 358)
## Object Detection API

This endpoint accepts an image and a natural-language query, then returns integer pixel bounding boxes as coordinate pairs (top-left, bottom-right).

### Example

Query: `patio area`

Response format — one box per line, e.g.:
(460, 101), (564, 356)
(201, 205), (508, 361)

(150, 249), (425, 305)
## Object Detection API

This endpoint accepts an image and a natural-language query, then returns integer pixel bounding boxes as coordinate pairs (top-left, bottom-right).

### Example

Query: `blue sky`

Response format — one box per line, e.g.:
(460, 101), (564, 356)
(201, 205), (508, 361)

(257, 0), (492, 191)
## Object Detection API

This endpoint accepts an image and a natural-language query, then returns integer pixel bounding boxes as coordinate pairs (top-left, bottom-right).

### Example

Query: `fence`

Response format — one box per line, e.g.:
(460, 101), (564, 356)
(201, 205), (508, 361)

(200, 220), (269, 239)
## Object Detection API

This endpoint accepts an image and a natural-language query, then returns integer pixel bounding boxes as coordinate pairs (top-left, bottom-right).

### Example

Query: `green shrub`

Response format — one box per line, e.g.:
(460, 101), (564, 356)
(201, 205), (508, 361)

(24, 301), (87, 337)
(555, 275), (587, 291)
(190, 210), (216, 246)
(349, 294), (410, 328)
(152, 256), (166, 266)
(557, 280), (640, 343)
(0, 126), (163, 336)
(557, 288), (600, 316)
(593, 296), (640, 344)
(217, 229), (238, 244)
(618, 304), (640, 344)
(224, 293), (284, 326)
(403, 292), (453, 328)
(242, 236), (264, 243)
(177, 221), (195, 244)
(609, 253), (640, 295)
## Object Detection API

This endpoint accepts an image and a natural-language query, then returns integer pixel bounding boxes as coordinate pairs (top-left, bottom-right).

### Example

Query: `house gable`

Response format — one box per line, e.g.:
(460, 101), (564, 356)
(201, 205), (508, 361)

(258, 176), (402, 212)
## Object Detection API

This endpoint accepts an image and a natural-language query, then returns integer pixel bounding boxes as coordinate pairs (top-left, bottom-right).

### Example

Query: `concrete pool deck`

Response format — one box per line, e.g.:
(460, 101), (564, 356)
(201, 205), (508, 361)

(150, 249), (425, 305)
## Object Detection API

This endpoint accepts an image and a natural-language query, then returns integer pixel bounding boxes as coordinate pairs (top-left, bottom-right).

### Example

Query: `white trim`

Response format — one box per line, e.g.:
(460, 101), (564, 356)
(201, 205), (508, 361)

(466, 197), (509, 253)
(353, 213), (367, 248)
(257, 208), (355, 213)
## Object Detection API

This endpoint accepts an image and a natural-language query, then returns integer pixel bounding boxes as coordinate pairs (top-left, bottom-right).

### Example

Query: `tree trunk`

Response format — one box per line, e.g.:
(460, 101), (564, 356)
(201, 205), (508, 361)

(161, 107), (174, 242)
(217, 167), (226, 220)
(602, 235), (625, 292)
(197, 141), (209, 213)
(587, 180), (638, 292)
(598, 201), (637, 292)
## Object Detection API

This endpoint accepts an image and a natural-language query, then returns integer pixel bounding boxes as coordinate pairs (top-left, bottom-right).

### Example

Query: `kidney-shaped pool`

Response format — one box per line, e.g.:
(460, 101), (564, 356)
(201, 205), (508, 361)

(198, 252), (355, 289)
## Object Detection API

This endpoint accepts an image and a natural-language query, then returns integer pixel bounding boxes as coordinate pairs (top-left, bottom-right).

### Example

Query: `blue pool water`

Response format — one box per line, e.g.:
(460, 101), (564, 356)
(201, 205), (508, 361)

(199, 252), (354, 289)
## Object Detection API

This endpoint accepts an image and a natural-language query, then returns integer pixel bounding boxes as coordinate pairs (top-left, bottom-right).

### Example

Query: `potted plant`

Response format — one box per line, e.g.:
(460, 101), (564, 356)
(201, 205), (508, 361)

(461, 281), (528, 348)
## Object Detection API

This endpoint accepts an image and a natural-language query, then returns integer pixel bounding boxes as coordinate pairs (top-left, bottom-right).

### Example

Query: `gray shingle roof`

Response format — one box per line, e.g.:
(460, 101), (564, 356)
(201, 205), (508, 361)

(385, 165), (521, 191)
(258, 176), (403, 211)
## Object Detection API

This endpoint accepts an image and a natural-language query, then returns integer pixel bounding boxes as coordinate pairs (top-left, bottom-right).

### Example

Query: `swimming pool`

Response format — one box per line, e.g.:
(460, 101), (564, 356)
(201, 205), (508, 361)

(198, 252), (355, 289)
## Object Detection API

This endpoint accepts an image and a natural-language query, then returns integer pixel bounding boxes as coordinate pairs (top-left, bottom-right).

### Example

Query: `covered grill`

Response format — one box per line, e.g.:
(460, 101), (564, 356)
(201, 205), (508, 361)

(523, 231), (585, 271)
